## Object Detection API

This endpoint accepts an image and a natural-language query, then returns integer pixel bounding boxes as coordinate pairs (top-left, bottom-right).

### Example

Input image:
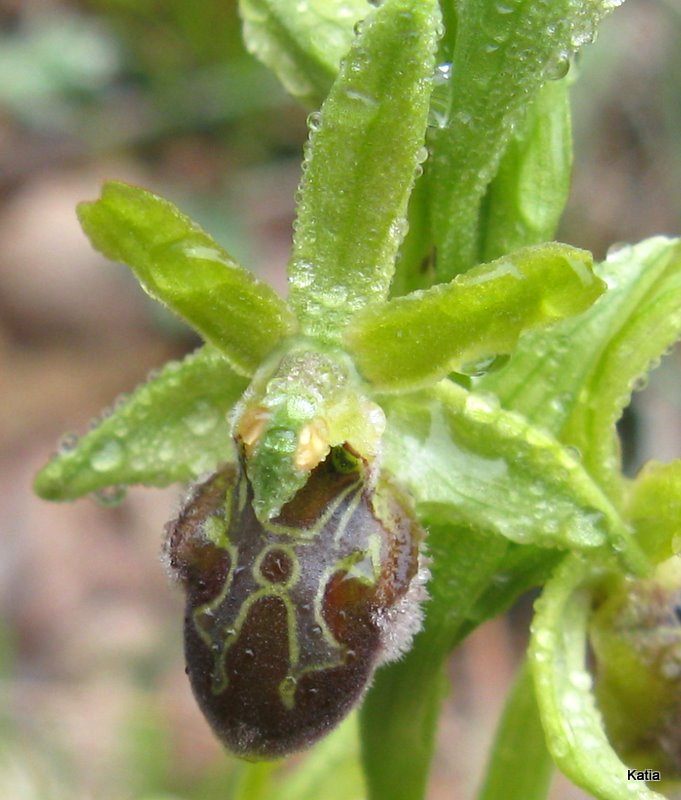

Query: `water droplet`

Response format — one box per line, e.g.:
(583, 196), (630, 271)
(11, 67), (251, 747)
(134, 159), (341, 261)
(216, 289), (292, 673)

(58, 432), (79, 455)
(343, 88), (378, 108)
(306, 111), (322, 132)
(562, 688), (582, 714)
(434, 62), (452, 84)
(569, 669), (592, 691)
(453, 110), (473, 128)
(565, 445), (582, 462)
(570, 22), (596, 49)
(459, 353), (510, 377)
(495, 1), (515, 14)
(186, 402), (220, 436)
(353, 19), (365, 36)
(428, 62), (453, 129)
(90, 440), (124, 472)
(463, 391), (500, 417)
(544, 49), (571, 80)
(632, 374), (649, 393)
(92, 484), (127, 507)
(606, 241), (632, 260)
(534, 629), (554, 650)
(660, 653), (681, 680)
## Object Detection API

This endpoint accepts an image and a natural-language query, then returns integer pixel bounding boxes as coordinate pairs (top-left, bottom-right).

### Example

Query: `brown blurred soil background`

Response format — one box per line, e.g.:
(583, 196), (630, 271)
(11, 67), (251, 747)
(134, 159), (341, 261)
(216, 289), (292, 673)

(0, 1), (680, 798)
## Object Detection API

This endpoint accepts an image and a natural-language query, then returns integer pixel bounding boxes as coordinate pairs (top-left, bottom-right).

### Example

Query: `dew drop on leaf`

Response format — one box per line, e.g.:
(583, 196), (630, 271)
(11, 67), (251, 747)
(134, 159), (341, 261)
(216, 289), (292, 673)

(90, 440), (124, 472)
(428, 62), (453, 129)
(58, 432), (79, 455)
(544, 49), (571, 80)
(459, 353), (510, 377)
(306, 111), (322, 133)
(605, 241), (633, 260)
(92, 484), (127, 507)
(186, 402), (220, 436)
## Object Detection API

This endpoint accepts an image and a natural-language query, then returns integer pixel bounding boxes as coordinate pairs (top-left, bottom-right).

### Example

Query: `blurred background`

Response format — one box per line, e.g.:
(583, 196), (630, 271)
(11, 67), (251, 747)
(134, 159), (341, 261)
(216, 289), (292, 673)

(0, 0), (680, 798)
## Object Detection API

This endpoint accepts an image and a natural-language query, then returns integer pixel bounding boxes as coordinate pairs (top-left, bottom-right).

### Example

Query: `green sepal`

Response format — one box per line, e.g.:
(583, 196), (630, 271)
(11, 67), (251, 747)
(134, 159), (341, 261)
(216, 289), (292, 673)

(481, 79), (573, 262)
(345, 243), (604, 392)
(78, 181), (297, 377)
(34, 346), (247, 501)
(288, 0), (440, 344)
(238, 0), (370, 108)
(530, 555), (666, 800)
(627, 460), (681, 564)
(430, 0), (622, 279)
(481, 237), (681, 499)
(380, 381), (647, 571)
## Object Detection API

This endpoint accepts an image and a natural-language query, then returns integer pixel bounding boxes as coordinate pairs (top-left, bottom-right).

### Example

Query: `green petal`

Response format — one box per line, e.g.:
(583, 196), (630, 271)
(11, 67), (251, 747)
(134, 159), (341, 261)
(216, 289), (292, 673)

(34, 346), (247, 501)
(345, 243), (604, 392)
(288, 0), (440, 344)
(530, 555), (666, 800)
(481, 79), (573, 262)
(481, 237), (681, 497)
(238, 0), (369, 108)
(78, 181), (297, 376)
(429, 0), (623, 279)
(380, 381), (646, 570)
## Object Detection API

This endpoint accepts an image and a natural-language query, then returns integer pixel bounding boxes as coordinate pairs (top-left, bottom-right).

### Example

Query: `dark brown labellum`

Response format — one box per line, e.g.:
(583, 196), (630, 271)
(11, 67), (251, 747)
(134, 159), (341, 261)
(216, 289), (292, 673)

(165, 448), (426, 759)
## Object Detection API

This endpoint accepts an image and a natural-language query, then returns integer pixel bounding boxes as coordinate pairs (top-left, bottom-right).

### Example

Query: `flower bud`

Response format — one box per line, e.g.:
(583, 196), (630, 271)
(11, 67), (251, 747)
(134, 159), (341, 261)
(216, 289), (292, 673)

(590, 558), (681, 776)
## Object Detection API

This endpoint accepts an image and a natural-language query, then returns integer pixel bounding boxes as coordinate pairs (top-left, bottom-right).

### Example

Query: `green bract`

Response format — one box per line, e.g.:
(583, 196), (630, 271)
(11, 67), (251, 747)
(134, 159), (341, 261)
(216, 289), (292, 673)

(33, 0), (681, 798)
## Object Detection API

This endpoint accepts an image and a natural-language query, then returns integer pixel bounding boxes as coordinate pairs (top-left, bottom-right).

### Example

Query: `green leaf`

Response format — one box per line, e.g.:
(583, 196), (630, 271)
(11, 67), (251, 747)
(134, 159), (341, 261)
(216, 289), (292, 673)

(627, 460), (681, 564)
(78, 181), (297, 376)
(481, 79), (573, 262)
(238, 0), (369, 108)
(481, 237), (681, 497)
(345, 243), (604, 392)
(530, 554), (666, 800)
(288, 0), (440, 344)
(380, 381), (647, 570)
(477, 660), (553, 800)
(429, 0), (624, 279)
(34, 346), (247, 501)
